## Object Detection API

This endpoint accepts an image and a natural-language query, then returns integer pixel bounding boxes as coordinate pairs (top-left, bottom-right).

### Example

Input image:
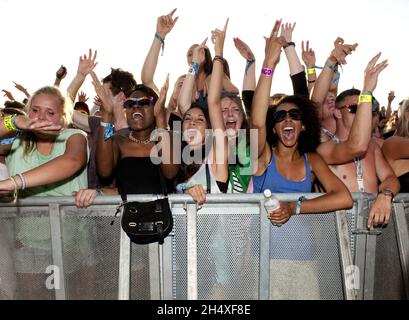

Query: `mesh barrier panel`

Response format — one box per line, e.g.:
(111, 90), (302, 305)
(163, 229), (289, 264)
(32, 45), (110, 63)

(171, 206), (187, 300)
(346, 206), (357, 259)
(195, 204), (260, 300)
(373, 212), (406, 299)
(130, 243), (151, 300)
(62, 206), (120, 300)
(269, 212), (344, 300)
(0, 207), (55, 299)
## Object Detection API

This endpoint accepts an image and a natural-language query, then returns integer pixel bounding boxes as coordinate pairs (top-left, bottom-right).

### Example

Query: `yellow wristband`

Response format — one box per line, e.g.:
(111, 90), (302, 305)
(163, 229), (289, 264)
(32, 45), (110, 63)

(359, 94), (373, 104)
(307, 67), (316, 75)
(3, 115), (16, 131)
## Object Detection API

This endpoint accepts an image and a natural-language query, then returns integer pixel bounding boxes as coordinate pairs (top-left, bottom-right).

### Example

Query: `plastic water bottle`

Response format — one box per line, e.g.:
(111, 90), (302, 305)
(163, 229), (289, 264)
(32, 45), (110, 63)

(263, 189), (281, 227)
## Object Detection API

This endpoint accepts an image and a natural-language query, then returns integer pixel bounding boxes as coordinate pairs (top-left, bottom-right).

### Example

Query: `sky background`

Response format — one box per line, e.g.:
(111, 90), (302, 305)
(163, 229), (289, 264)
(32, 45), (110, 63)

(1, 0), (408, 111)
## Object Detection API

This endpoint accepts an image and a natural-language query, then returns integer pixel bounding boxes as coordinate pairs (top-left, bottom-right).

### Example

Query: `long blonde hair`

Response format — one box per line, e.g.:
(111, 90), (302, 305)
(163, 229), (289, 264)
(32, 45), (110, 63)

(21, 86), (72, 156)
(395, 99), (409, 137)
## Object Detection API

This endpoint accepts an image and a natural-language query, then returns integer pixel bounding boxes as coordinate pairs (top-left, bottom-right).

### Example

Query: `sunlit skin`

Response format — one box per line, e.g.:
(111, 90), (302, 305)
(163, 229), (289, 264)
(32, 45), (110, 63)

(273, 103), (303, 149)
(182, 107), (208, 147)
(322, 92), (336, 120)
(221, 97), (244, 138)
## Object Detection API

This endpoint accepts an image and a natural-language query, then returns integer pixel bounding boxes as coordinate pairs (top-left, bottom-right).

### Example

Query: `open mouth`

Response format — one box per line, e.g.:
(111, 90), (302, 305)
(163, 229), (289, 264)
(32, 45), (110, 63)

(282, 126), (295, 140)
(225, 120), (237, 130)
(131, 112), (143, 121)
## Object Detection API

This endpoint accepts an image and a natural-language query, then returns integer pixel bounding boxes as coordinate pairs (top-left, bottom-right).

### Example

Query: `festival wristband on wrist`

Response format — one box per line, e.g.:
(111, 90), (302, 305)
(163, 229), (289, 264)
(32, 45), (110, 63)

(295, 196), (307, 215)
(100, 121), (114, 141)
(307, 67), (316, 74)
(359, 95), (373, 104)
(4, 115), (17, 131)
(154, 33), (165, 56)
(283, 41), (295, 49)
(326, 62), (337, 73)
(261, 67), (274, 77)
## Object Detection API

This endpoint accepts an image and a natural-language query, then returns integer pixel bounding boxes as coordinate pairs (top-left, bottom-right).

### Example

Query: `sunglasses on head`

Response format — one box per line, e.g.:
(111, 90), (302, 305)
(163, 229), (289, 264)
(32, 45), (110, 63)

(123, 96), (154, 109)
(340, 104), (378, 115)
(273, 108), (302, 122)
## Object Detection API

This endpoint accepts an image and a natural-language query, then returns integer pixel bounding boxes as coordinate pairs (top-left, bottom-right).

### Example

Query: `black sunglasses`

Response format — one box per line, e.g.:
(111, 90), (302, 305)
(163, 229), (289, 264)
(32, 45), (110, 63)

(123, 96), (154, 109)
(273, 108), (302, 122)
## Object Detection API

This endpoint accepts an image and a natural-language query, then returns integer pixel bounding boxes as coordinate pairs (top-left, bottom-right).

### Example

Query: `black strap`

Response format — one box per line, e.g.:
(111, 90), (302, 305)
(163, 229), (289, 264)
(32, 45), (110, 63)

(205, 163), (211, 194)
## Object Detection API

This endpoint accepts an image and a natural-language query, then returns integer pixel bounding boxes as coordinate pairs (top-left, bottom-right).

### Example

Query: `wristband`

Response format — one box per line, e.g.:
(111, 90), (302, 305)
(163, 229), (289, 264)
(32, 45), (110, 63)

(154, 33), (165, 56)
(283, 41), (295, 49)
(245, 59), (255, 74)
(295, 196), (306, 215)
(361, 89), (373, 96)
(308, 79), (316, 84)
(306, 67), (316, 74)
(100, 121), (114, 141)
(325, 62), (337, 73)
(261, 67), (274, 77)
(17, 173), (26, 190)
(4, 115), (17, 131)
(188, 62), (199, 76)
(213, 55), (224, 63)
(359, 95), (373, 104)
(9, 176), (19, 202)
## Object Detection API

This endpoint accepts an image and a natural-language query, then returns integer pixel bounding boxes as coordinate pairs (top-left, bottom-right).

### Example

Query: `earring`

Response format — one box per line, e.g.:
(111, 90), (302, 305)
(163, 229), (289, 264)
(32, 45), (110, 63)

(302, 125), (306, 131)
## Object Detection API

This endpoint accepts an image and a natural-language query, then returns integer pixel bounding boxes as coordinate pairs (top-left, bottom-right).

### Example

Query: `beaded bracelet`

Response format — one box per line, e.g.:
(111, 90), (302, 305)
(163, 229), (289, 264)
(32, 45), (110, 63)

(154, 33), (165, 56)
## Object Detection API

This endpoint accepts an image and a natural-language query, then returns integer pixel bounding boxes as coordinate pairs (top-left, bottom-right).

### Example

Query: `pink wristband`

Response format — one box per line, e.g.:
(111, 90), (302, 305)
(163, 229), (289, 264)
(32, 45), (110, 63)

(261, 67), (274, 77)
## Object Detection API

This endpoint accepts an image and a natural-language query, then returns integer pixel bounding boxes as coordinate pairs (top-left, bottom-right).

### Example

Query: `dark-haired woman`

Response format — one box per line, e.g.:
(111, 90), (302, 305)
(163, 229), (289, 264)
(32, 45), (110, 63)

(250, 22), (352, 299)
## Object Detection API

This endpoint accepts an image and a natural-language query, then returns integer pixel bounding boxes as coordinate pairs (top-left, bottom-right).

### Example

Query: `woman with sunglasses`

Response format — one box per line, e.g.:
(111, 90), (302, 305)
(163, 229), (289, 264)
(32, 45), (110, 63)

(382, 99), (409, 192)
(251, 21), (352, 224)
(73, 75), (178, 208)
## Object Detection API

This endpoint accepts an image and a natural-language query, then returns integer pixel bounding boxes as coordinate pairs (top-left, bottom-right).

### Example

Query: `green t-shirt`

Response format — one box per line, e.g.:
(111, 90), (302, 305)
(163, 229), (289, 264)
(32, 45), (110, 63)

(6, 129), (88, 251)
(6, 128), (88, 197)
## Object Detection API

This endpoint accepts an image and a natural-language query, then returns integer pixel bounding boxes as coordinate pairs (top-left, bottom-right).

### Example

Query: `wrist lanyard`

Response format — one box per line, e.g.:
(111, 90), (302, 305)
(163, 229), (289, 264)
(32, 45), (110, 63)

(354, 157), (365, 192)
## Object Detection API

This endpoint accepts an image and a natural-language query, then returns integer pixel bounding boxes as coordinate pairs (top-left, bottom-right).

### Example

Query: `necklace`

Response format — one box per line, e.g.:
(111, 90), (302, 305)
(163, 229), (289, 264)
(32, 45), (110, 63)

(128, 132), (151, 144)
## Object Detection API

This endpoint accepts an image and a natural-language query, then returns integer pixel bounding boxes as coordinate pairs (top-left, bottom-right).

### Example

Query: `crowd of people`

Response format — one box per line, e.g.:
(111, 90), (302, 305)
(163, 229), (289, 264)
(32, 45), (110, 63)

(1, 8), (409, 300)
(1, 10), (406, 227)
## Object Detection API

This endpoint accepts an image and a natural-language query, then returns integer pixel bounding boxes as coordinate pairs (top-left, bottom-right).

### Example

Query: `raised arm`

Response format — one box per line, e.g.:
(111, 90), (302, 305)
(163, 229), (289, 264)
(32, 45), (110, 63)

(153, 75), (179, 179)
(280, 22), (303, 76)
(2, 90), (15, 101)
(233, 37), (256, 113)
(178, 39), (207, 115)
(317, 52), (388, 165)
(54, 65), (67, 87)
(311, 38), (357, 119)
(13, 81), (30, 98)
(301, 41), (317, 95)
(141, 8), (178, 93)
(250, 20), (285, 160)
(67, 49), (98, 103)
(0, 133), (87, 192)
(208, 19), (229, 182)
(91, 71), (120, 178)
(386, 91), (395, 119)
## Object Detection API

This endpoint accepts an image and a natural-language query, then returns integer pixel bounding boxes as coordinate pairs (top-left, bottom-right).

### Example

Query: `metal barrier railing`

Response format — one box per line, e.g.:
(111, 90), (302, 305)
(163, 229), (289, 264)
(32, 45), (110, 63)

(0, 193), (408, 300)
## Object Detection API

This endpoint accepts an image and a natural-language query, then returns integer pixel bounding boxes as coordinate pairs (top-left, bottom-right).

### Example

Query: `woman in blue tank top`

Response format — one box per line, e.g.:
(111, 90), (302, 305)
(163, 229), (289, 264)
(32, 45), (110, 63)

(251, 26), (353, 225)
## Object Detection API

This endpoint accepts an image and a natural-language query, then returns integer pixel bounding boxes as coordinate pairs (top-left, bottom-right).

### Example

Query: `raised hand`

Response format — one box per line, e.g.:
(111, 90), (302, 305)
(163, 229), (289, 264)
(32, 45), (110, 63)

(90, 71), (114, 114)
(211, 18), (229, 56)
(233, 37), (255, 61)
(56, 65), (67, 80)
(156, 8), (179, 38)
(192, 38), (208, 64)
(264, 20), (286, 66)
(154, 74), (170, 125)
(78, 91), (89, 103)
(2, 89), (14, 101)
(329, 37), (358, 65)
(301, 40), (316, 67)
(93, 95), (103, 108)
(280, 22), (296, 43)
(14, 116), (63, 135)
(388, 91), (395, 103)
(363, 52), (388, 92)
(13, 81), (27, 93)
(77, 49), (98, 77)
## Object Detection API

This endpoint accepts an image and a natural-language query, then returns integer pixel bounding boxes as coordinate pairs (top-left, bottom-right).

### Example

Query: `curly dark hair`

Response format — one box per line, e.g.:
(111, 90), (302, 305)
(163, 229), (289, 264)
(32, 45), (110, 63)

(266, 95), (321, 155)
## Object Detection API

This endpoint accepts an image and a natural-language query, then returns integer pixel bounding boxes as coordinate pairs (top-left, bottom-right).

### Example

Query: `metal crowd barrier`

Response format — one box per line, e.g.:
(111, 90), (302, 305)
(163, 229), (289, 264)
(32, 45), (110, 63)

(0, 193), (408, 300)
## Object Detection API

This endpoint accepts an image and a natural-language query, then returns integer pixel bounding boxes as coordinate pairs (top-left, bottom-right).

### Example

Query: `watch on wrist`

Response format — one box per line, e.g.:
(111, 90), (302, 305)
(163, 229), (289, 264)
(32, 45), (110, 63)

(381, 188), (394, 200)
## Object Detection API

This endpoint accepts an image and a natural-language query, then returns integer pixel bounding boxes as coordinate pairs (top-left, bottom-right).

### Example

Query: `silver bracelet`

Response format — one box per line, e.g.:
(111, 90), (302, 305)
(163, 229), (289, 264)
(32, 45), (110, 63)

(17, 173), (26, 190)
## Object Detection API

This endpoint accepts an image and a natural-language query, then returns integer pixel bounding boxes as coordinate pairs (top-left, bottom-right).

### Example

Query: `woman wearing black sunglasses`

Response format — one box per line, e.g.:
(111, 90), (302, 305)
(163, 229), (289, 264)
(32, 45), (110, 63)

(251, 21), (353, 225)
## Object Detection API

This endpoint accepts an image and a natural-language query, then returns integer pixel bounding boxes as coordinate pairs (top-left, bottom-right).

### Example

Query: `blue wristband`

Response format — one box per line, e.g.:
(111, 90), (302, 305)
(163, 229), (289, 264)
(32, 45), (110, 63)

(296, 196), (307, 215)
(100, 121), (114, 141)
